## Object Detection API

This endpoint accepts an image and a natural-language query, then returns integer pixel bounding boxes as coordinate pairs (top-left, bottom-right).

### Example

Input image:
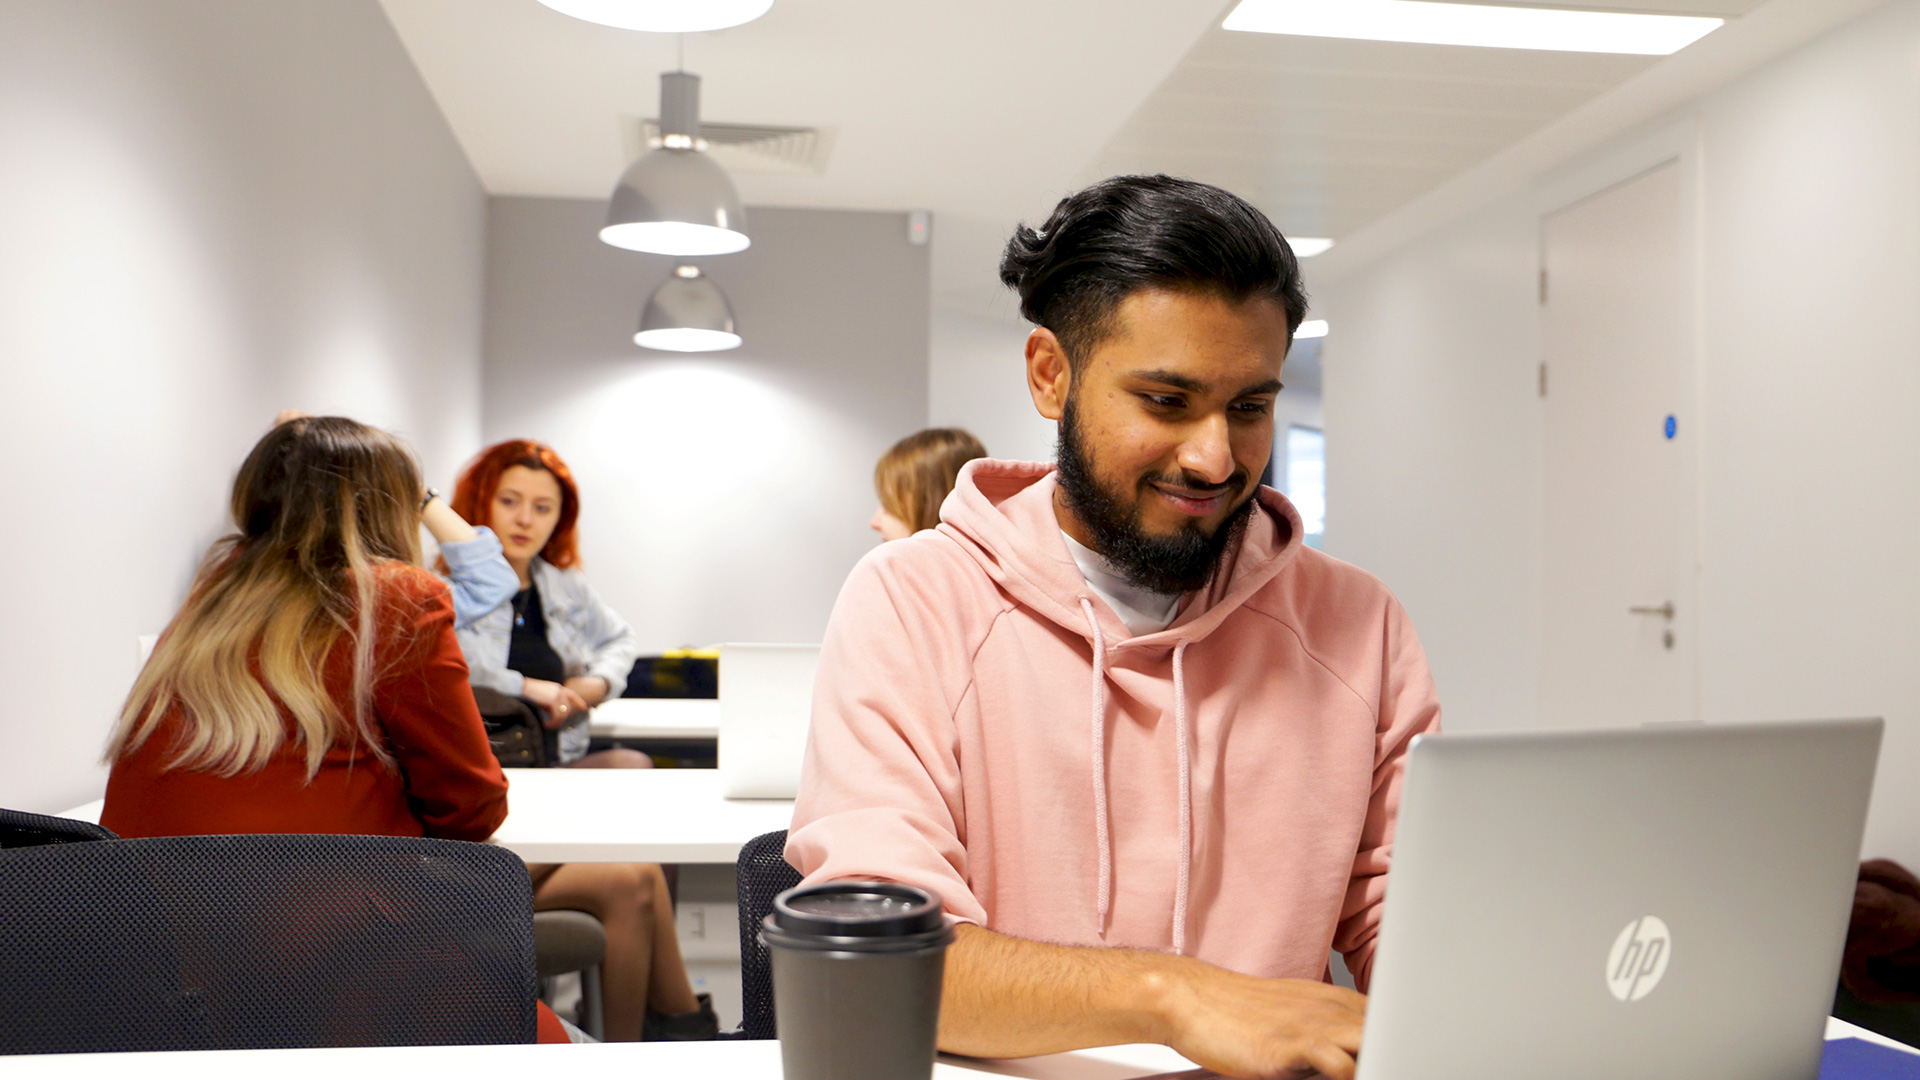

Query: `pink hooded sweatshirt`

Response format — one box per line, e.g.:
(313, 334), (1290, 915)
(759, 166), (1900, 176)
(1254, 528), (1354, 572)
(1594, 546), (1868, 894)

(787, 459), (1440, 988)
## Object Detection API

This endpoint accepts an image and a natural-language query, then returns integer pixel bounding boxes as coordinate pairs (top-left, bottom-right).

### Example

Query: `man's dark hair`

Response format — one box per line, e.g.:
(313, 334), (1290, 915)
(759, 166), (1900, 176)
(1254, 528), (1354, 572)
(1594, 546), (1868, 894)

(998, 175), (1309, 368)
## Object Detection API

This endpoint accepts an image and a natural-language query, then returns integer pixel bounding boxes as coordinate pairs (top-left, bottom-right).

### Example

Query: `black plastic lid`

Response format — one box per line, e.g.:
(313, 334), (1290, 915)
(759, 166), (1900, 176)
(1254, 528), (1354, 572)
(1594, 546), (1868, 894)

(769, 881), (944, 939)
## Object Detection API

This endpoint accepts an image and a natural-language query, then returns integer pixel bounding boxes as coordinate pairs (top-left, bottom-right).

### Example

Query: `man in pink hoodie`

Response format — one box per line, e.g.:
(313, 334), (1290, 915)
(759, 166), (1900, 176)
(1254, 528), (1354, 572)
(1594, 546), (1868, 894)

(788, 175), (1440, 1080)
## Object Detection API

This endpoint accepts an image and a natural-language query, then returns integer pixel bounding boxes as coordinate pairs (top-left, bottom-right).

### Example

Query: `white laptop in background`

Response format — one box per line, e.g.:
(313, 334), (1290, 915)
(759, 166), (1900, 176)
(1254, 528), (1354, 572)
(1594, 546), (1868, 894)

(1357, 718), (1882, 1080)
(717, 643), (820, 799)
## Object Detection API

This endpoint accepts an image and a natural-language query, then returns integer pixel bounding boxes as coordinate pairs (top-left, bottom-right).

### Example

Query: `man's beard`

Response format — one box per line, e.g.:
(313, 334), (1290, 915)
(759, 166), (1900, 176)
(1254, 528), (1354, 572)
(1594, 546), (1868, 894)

(1054, 394), (1256, 595)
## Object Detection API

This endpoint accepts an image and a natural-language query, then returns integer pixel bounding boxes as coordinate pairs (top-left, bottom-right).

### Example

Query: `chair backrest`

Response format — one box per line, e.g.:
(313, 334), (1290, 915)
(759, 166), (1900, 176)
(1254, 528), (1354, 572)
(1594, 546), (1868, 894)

(0, 833), (538, 1054)
(736, 828), (802, 1039)
(0, 806), (118, 848)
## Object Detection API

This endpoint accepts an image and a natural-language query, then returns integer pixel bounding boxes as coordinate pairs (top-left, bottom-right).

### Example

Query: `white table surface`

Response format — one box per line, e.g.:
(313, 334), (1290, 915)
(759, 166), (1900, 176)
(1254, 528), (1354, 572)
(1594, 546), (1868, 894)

(61, 768), (792, 865)
(1, 1018), (1909, 1078)
(588, 697), (721, 740)
(486, 767), (792, 864)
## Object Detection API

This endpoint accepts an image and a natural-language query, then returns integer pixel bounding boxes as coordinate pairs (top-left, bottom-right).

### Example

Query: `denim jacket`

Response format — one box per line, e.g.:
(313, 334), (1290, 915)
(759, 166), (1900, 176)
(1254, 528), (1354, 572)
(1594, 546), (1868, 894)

(438, 528), (521, 630)
(450, 556), (643, 700)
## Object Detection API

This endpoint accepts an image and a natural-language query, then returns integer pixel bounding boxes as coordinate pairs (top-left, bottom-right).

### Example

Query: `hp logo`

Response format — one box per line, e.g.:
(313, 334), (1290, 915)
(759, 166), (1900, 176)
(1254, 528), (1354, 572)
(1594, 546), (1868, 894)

(1606, 916), (1672, 1002)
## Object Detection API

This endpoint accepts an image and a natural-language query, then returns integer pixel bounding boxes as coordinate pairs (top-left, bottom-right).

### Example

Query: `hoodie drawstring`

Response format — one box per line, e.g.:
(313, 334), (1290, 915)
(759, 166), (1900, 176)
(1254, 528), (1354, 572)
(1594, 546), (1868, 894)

(1083, 601), (1196, 955)
(1081, 598), (1113, 934)
(1171, 641), (1192, 956)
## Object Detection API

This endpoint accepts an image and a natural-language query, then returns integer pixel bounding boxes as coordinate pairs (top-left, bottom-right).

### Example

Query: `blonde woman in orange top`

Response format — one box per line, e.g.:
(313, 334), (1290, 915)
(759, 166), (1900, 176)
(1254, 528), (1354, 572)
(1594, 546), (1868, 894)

(101, 415), (573, 1043)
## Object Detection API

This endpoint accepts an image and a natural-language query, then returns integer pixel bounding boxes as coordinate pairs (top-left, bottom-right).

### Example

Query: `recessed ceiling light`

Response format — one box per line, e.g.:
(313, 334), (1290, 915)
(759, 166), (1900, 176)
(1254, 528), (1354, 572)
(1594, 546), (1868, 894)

(535, 0), (774, 34)
(1291, 237), (1335, 258)
(1297, 319), (1329, 339)
(1224, 0), (1723, 56)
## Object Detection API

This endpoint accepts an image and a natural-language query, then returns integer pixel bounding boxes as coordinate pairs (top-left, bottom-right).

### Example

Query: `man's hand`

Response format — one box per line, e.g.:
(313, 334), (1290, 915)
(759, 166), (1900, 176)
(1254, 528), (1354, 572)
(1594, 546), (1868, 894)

(939, 924), (1366, 1080)
(521, 678), (591, 728)
(1160, 967), (1365, 1080)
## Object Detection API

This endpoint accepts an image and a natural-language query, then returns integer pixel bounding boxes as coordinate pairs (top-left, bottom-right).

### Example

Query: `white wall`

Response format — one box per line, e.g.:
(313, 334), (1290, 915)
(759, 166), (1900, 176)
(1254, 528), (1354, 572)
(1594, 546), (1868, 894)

(929, 306), (1057, 465)
(1322, 0), (1920, 869)
(481, 199), (929, 652)
(0, 1), (487, 813)
(927, 212), (1059, 465)
(1321, 202), (1546, 735)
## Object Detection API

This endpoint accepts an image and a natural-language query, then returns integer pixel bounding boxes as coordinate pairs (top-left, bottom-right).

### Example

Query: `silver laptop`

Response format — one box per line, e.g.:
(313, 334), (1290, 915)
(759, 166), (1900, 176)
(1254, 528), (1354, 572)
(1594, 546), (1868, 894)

(717, 643), (820, 799)
(1358, 718), (1881, 1080)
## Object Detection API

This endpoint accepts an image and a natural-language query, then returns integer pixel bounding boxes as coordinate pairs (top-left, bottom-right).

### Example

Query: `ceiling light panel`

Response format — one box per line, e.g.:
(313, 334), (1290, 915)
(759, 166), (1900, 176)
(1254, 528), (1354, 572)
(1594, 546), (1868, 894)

(1290, 237), (1335, 258)
(535, 0), (773, 33)
(1223, 0), (1724, 56)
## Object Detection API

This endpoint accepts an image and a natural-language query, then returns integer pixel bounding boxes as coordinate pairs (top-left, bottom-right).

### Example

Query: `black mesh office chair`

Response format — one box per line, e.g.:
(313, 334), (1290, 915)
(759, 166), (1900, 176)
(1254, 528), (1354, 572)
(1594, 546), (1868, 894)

(0, 805), (117, 848)
(736, 829), (802, 1039)
(0, 833), (538, 1054)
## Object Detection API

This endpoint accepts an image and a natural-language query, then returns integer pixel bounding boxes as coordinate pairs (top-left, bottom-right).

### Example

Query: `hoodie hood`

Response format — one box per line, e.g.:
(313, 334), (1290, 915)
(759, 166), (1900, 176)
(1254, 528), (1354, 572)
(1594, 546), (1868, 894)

(936, 458), (1306, 649)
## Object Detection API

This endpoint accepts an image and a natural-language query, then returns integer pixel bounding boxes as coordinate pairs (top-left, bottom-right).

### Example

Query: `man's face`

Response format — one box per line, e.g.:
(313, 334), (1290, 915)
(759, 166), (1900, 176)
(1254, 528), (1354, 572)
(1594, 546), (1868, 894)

(1031, 288), (1289, 592)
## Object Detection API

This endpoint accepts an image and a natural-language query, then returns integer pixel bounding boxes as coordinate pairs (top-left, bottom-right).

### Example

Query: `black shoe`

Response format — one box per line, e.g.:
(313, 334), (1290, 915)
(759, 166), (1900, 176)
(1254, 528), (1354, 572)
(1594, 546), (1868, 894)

(643, 992), (721, 1041)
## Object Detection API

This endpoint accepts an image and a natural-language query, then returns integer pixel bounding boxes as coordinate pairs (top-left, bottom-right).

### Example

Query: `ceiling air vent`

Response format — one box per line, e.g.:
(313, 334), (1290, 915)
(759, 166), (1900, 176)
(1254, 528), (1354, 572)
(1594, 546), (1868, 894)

(623, 117), (834, 176)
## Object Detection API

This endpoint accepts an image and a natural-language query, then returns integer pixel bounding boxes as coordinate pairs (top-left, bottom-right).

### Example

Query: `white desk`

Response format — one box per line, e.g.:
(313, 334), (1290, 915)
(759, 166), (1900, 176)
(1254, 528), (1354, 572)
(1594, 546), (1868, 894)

(487, 767), (792, 864)
(0, 1040), (1192, 1079)
(57, 800), (103, 825)
(589, 698), (721, 741)
(1, 1019), (1909, 1078)
(60, 768), (792, 866)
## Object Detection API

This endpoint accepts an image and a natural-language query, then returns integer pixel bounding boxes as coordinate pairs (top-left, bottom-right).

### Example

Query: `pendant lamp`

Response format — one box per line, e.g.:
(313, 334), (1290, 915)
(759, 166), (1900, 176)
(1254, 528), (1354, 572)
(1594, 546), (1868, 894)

(634, 265), (741, 352)
(602, 72), (749, 256)
(535, 0), (773, 33)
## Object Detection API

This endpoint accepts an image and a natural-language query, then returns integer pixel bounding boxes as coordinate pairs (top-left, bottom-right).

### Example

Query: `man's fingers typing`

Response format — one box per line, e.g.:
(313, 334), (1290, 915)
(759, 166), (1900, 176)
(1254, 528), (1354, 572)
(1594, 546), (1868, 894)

(1296, 1040), (1357, 1080)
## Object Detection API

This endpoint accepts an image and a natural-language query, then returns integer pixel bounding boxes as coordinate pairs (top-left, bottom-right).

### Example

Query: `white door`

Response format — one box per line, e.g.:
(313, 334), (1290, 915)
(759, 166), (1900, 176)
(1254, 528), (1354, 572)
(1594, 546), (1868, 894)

(1540, 161), (1696, 728)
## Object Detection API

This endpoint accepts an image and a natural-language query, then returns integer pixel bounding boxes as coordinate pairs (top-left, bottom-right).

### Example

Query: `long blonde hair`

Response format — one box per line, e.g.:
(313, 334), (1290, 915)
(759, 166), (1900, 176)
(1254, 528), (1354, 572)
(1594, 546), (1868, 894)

(875, 428), (988, 533)
(108, 417), (425, 778)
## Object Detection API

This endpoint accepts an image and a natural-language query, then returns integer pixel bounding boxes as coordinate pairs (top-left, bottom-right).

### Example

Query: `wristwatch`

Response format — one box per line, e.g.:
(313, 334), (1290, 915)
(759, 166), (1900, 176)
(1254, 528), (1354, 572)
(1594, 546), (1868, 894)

(419, 487), (439, 511)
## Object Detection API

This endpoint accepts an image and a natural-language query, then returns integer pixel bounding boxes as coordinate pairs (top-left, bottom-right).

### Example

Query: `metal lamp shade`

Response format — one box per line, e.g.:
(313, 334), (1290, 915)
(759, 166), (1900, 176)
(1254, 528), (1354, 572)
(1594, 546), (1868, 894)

(601, 148), (749, 257)
(535, 0), (774, 33)
(635, 267), (741, 352)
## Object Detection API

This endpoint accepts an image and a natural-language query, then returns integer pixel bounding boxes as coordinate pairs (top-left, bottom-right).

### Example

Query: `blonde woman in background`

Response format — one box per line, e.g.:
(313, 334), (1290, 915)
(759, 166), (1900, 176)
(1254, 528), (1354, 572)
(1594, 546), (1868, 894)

(869, 428), (988, 541)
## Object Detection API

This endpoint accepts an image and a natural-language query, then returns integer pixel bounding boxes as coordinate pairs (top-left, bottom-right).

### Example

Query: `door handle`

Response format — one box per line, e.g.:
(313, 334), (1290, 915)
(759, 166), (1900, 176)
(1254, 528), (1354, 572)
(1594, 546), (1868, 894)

(1629, 602), (1675, 620)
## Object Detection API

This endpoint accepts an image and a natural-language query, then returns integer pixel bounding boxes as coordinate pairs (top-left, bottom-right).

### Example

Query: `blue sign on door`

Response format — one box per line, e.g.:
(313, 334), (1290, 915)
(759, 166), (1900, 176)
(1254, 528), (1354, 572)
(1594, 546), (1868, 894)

(1664, 415), (1677, 440)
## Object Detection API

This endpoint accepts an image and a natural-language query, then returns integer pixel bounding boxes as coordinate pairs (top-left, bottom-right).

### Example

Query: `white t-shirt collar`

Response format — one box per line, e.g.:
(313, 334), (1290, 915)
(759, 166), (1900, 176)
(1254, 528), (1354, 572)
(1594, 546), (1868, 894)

(1060, 530), (1181, 637)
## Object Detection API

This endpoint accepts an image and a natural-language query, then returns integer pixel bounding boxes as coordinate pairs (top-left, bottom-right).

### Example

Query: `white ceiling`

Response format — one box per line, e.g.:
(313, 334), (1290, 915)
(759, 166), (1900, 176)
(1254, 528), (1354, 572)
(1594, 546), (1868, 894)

(377, 0), (1226, 220)
(1087, 0), (1772, 239)
(1087, 34), (1657, 239)
(379, 0), (1775, 311)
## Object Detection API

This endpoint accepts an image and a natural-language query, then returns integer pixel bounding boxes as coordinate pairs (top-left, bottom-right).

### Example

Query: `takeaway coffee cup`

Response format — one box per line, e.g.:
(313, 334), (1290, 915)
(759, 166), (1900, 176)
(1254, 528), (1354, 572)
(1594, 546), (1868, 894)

(761, 880), (954, 1080)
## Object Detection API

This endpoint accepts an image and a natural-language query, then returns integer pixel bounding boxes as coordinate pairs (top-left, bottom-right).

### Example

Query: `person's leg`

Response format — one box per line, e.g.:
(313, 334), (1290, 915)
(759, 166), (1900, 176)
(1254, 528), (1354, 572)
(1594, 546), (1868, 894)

(533, 863), (657, 1041)
(568, 748), (654, 768)
(640, 862), (700, 1016)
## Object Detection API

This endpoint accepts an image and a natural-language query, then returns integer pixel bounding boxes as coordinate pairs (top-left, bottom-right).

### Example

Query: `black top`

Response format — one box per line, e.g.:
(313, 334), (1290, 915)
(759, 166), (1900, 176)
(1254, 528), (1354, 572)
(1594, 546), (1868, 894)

(507, 583), (567, 686)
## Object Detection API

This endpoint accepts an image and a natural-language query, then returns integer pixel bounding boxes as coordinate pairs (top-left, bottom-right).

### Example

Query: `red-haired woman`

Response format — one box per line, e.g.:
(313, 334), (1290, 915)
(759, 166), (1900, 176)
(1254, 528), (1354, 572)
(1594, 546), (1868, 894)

(446, 440), (640, 761)
(442, 439), (714, 1042)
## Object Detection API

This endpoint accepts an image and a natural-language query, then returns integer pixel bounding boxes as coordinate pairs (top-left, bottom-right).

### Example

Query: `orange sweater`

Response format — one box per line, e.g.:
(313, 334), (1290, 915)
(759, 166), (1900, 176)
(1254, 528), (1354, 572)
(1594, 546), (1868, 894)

(104, 565), (509, 840)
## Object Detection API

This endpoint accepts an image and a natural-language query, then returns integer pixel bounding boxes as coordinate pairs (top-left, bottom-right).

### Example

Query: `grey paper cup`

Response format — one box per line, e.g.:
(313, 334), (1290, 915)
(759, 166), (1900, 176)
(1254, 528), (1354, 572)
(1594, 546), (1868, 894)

(761, 881), (954, 1080)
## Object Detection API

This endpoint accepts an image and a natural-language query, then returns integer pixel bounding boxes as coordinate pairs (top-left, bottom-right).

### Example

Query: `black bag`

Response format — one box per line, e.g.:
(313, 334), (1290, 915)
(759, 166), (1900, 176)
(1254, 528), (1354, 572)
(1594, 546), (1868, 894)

(471, 686), (546, 769)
